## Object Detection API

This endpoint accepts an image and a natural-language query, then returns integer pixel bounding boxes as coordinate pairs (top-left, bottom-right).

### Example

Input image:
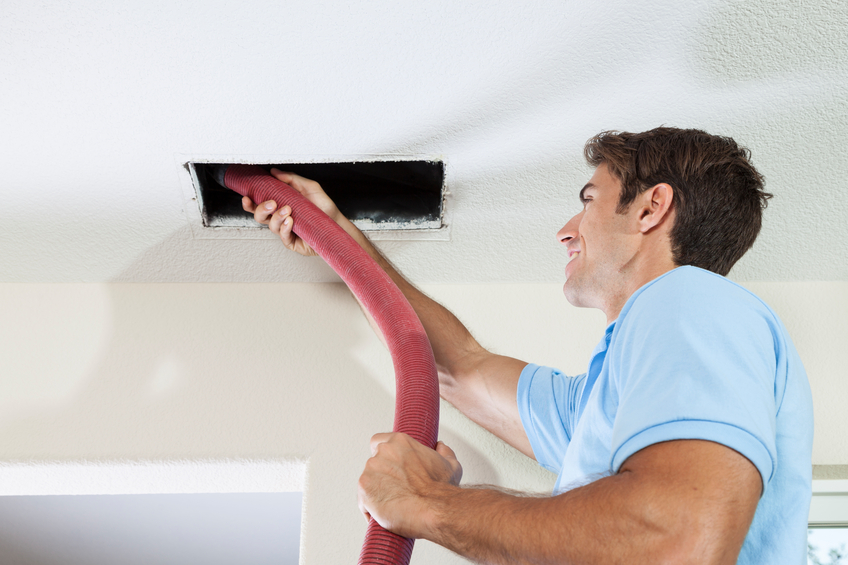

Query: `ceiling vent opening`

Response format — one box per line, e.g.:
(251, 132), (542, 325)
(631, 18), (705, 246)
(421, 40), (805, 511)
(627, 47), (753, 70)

(191, 160), (445, 233)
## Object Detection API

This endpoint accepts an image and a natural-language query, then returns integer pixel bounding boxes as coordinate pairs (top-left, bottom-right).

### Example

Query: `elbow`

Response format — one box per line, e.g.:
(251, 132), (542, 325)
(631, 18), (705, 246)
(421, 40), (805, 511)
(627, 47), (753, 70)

(646, 519), (746, 565)
(614, 440), (759, 565)
(434, 343), (486, 399)
(621, 491), (742, 565)
(436, 365), (461, 404)
(435, 349), (490, 409)
(653, 533), (706, 565)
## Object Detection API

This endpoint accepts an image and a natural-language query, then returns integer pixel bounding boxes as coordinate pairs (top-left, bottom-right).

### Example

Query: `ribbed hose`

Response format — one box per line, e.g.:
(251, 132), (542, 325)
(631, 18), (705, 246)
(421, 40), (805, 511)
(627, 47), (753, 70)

(219, 165), (440, 565)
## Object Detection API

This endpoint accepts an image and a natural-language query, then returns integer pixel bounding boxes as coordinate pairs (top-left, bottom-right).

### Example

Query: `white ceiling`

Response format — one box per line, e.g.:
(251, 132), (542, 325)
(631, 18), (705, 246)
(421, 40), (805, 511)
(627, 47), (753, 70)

(2, 0), (846, 284)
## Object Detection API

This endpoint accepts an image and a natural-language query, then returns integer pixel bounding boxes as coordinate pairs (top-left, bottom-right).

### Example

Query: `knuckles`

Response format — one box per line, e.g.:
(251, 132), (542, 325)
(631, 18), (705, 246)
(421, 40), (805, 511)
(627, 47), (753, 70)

(370, 432), (415, 457)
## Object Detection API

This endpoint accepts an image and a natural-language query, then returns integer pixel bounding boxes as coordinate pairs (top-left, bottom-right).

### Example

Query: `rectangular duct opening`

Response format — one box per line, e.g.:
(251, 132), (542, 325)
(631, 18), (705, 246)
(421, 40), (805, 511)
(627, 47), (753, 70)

(191, 160), (445, 232)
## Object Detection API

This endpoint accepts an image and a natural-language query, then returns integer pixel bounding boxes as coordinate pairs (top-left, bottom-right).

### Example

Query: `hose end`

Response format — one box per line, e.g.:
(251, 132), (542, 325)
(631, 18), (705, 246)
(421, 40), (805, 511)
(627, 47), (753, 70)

(206, 164), (230, 189)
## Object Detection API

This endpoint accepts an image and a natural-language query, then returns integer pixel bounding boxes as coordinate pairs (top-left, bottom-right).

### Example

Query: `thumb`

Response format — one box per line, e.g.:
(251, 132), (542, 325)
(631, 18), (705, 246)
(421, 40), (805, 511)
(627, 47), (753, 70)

(436, 442), (462, 485)
(269, 168), (302, 192)
(435, 441), (457, 462)
(435, 441), (463, 484)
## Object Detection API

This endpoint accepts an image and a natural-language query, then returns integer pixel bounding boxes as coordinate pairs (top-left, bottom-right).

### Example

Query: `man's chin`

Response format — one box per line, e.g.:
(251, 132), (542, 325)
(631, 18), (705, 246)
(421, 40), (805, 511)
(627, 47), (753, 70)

(563, 279), (581, 306)
(563, 277), (595, 309)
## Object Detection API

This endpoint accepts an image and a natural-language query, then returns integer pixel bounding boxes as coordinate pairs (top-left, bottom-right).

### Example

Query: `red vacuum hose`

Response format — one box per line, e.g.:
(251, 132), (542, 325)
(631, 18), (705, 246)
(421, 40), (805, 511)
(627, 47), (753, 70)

(218, 164), (440, 565)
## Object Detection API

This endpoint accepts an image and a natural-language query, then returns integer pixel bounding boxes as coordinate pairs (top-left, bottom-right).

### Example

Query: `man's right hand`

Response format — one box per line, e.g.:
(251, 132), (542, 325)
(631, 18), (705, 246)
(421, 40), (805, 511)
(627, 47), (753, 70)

(242, 168), (344, 257)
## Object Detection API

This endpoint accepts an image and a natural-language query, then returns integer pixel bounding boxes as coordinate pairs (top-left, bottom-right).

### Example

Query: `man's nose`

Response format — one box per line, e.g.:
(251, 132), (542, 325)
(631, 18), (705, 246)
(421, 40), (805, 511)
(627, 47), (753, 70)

(557, 213), (580, 245)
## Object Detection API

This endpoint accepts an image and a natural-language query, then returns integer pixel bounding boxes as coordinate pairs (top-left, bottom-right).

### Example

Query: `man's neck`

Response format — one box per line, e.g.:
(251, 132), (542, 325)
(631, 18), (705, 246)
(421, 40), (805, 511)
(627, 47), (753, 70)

(603, 260), (678, 324)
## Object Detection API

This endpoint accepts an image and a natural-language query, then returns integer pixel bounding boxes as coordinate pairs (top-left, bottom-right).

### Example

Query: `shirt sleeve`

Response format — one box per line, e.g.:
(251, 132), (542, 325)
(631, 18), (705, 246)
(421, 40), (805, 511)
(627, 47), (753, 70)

(608, 274), (779, 491)
(517, 363), (588, 474)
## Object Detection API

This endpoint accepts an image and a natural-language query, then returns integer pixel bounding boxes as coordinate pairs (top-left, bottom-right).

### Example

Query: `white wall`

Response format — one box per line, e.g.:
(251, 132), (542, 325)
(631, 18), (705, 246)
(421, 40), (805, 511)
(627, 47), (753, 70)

(0, 280), (845, 563)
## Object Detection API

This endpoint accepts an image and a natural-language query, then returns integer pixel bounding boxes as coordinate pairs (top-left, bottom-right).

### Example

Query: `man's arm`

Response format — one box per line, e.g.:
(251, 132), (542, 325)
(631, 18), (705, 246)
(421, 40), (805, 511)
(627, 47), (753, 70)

(360, 434), (761, 565)
(244, 169), (534, 457)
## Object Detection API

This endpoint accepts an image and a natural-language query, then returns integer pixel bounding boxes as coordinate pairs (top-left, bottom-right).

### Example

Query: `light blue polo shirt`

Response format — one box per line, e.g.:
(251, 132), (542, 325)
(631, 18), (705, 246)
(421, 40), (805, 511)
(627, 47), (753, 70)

(517, 266), (813, 564)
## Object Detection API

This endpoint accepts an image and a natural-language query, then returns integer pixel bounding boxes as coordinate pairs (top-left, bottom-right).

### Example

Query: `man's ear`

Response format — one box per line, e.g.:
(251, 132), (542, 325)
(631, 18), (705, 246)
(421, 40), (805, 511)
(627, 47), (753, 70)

(637, 183), (674, 233)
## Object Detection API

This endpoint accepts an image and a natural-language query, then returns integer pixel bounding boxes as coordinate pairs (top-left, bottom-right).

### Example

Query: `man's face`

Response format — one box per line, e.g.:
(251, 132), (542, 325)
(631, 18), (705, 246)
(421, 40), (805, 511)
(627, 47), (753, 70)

(556, 164), (637, 312)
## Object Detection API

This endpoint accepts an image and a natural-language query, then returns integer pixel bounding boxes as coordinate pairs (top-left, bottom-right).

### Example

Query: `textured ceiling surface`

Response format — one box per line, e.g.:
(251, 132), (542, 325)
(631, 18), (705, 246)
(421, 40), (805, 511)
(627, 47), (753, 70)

(1, 0), (846, 283)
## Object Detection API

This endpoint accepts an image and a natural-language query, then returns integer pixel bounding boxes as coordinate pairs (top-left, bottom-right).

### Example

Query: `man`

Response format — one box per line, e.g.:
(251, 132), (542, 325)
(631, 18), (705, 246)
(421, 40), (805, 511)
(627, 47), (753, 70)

(245, 127), (813, 564)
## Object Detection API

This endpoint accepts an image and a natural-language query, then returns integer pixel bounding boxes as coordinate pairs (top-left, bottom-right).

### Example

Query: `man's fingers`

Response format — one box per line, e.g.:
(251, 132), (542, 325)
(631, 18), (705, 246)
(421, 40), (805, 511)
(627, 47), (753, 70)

(267, 205), (291, 231)
(268, 209), (283, 234)
(279, 214), (295, 249)
(266, 206), (294, 244)
(252, 200), (277, 224)
(242, 196), (256, 213)
(357, 489), (373, 524)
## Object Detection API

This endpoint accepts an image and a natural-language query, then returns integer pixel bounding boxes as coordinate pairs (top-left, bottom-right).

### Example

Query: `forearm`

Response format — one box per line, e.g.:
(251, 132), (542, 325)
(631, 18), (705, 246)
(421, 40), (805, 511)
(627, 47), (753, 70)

(360, 439), (757, 565)
(333, 214), (483, 378)
(415, 440), (759, 565)
(335, 214), (532, 455)
(425, 474), (685, 565)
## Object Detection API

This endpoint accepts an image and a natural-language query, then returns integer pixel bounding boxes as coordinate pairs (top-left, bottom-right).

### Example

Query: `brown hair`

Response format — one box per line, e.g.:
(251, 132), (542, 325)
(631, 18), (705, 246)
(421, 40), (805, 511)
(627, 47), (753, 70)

(584, 127), (772, 276)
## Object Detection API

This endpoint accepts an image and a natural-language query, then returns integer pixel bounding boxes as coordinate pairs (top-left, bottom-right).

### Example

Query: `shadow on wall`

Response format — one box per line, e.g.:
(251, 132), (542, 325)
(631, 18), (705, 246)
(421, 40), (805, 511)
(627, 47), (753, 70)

(0, 226), (503, 563)
(0, 227), (420, 460)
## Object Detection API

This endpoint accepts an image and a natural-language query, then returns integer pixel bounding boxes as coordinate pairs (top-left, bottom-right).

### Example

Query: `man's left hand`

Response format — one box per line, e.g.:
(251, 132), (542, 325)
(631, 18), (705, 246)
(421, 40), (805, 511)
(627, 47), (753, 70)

(358, 433), (463, 539)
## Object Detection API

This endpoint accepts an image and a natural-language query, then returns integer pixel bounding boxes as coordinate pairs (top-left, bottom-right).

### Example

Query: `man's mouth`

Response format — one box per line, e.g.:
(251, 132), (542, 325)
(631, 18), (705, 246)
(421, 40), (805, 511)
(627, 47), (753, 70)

(565, 250), (580, 279)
